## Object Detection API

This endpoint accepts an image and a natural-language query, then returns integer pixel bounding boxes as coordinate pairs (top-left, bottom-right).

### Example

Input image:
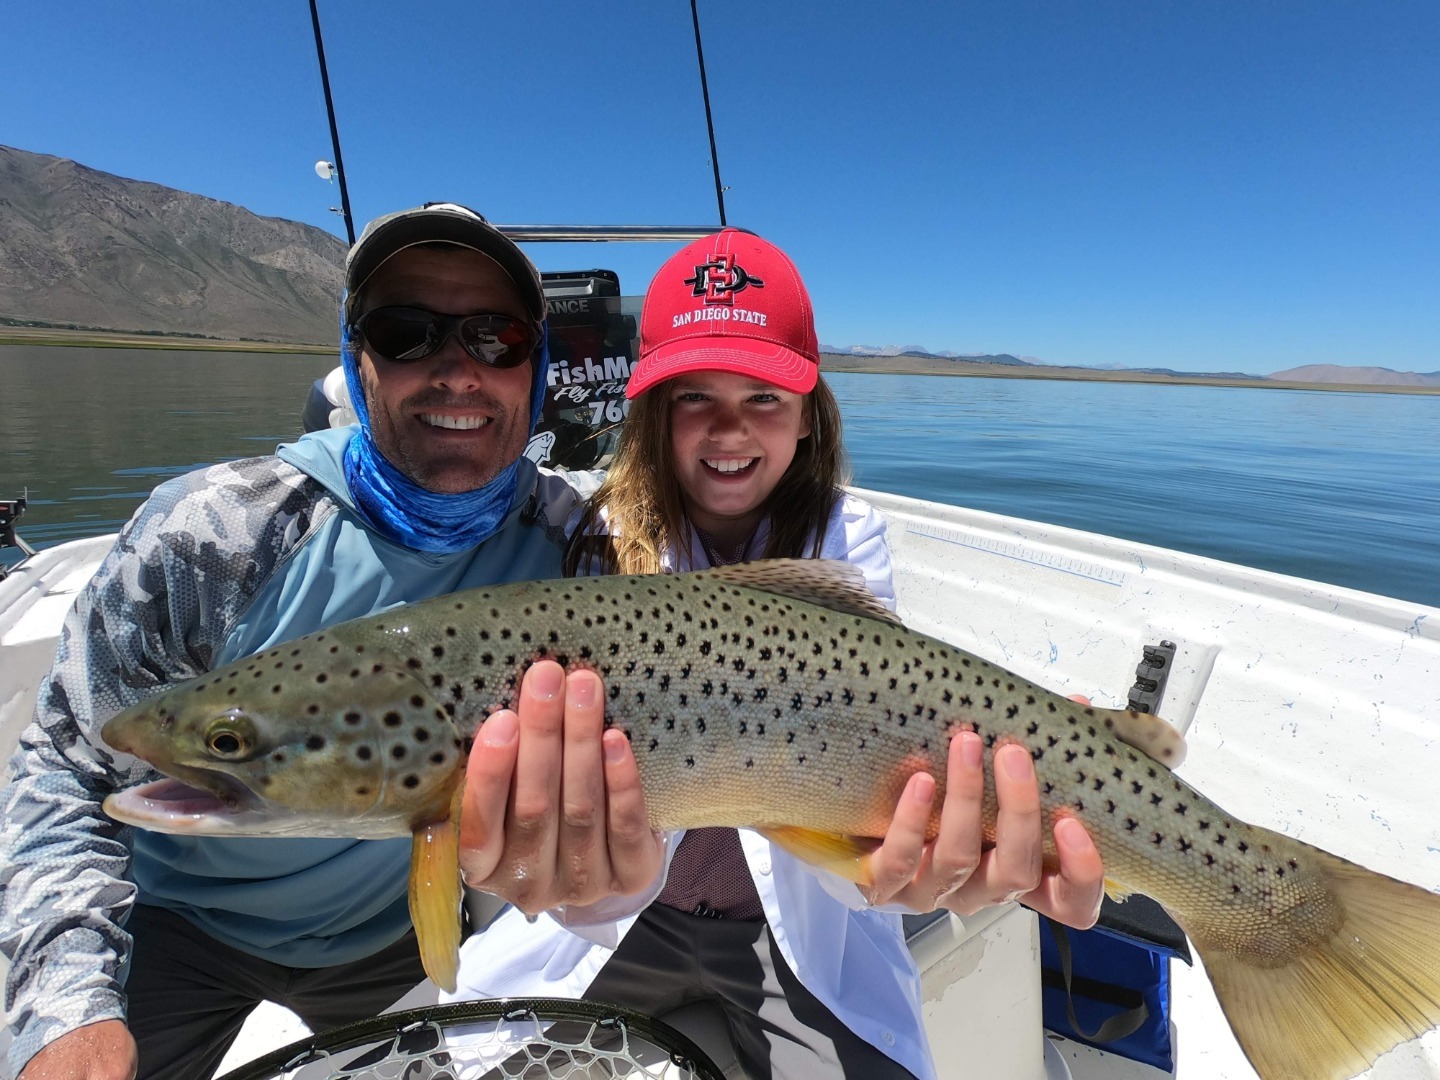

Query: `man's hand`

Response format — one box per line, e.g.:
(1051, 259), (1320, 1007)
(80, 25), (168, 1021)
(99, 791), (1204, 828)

(458, 661), (663, 913)
(863, 722), (1106, 929)
(18, 1020), (137, 1080)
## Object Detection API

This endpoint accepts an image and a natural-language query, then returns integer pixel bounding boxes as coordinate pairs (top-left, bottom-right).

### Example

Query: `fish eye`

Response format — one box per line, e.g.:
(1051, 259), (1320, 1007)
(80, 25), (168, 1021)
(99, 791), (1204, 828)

(205, 712), (255, 758)
(209, 731), (245, 756)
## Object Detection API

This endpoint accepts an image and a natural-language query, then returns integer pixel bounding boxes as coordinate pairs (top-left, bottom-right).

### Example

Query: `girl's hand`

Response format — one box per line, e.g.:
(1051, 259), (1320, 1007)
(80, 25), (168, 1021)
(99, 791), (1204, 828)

(862, 699), (1106, 929)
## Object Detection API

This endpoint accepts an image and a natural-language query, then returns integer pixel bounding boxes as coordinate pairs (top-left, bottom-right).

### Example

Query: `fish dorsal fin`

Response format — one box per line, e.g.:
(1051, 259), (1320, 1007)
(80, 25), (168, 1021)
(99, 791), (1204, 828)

(703, 559), (903, 626)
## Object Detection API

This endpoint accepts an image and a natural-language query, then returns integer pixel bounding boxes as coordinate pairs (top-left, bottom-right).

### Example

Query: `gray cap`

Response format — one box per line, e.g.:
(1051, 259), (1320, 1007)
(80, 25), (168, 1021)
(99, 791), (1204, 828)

(345, 202), (545, 322)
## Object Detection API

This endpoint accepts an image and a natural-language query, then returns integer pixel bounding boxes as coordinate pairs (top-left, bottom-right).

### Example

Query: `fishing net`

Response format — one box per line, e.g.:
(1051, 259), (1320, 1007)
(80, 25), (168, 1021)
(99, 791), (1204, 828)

(215, 999), (726, 1080)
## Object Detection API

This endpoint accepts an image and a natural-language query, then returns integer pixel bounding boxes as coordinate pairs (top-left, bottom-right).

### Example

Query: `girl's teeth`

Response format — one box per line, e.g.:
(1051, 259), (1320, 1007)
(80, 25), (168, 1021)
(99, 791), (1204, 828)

(421, 414), (490, 430)
(705, 458), (755, 474)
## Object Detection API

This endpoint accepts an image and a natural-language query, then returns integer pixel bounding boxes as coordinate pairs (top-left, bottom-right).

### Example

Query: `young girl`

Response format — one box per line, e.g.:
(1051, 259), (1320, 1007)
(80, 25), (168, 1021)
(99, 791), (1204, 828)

(451, 229), (930, 1080)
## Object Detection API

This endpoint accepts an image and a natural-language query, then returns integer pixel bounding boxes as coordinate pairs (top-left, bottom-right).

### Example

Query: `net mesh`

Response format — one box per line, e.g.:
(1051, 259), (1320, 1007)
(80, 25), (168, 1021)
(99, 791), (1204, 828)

(219, 1001), (724, 1080)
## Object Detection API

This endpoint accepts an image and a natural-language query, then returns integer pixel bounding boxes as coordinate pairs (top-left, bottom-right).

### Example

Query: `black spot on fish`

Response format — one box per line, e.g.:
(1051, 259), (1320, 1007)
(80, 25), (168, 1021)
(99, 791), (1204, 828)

(403, 775), (420, 789)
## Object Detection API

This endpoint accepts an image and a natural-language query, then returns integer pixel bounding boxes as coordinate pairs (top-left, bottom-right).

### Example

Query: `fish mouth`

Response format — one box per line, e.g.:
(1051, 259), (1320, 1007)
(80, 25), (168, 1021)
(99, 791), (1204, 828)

(103, 774), (268, 834)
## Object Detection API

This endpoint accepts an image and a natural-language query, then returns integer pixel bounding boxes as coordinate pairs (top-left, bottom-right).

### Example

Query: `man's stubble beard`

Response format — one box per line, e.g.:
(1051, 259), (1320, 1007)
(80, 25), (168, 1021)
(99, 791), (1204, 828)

(361, 369), (532, 495)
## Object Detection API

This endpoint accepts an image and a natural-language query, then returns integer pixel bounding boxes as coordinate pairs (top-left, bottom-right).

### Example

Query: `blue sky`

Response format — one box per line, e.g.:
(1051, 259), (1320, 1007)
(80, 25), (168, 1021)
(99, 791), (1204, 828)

(6, 1), (1437, 375)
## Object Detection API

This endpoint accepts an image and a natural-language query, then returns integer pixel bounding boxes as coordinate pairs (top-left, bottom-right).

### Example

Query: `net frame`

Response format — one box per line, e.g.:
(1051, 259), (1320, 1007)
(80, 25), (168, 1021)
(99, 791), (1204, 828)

(215, 997), (728, 1080)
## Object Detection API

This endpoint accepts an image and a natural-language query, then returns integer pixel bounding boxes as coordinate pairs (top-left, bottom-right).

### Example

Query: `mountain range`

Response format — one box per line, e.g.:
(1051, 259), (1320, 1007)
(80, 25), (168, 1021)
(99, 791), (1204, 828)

(0, 145), (344, 344)
(1, 145), (1434, 387)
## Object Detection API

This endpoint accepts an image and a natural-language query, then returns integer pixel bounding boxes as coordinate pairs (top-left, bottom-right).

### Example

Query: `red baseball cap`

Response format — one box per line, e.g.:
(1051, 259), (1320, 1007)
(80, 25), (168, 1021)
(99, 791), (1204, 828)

(627, 228), (820, 399)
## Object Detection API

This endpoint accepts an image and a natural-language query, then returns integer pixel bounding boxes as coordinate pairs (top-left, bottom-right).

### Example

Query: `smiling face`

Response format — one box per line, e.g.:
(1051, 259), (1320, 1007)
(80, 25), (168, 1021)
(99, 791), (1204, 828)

(666, 371), (813, 550)
(355, 246), (534, 493)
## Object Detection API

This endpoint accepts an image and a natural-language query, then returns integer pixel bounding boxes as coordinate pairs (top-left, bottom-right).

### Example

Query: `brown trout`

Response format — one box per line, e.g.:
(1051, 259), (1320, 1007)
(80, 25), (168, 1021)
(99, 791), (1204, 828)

(101, 560), (1440, 1080)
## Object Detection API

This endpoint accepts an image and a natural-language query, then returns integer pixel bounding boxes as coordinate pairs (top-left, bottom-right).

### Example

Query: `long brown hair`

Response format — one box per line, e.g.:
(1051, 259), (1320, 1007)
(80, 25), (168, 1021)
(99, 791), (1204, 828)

(563, 375), (850, 576)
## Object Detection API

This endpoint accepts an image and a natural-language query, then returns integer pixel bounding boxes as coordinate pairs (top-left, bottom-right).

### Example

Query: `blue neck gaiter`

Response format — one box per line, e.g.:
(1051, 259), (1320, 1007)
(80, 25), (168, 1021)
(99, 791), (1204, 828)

(340, 319), (551, 554)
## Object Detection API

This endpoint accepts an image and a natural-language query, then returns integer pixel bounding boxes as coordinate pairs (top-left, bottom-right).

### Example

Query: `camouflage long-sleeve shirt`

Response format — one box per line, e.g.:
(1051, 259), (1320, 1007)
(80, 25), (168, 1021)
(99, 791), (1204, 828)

(0, 431), (579, 1076)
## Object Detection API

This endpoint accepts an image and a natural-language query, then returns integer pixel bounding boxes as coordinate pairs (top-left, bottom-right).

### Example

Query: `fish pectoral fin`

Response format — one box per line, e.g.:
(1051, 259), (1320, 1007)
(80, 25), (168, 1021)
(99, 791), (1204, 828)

(704, 560), (904, 626)
(408, 785), (464, 994)
(757, 826), (882, 886)
(1094, 705), (1187, 768)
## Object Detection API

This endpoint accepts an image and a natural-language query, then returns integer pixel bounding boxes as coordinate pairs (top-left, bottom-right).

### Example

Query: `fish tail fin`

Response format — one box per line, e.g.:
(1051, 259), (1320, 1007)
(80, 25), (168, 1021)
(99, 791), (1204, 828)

(1193, 845), (1440, 1080)
(408, 785), (465, 994)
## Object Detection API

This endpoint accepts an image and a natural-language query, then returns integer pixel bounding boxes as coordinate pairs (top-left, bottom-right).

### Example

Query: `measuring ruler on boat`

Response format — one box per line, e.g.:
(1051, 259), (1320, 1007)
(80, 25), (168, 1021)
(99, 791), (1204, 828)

(903, 525), (1129, 587)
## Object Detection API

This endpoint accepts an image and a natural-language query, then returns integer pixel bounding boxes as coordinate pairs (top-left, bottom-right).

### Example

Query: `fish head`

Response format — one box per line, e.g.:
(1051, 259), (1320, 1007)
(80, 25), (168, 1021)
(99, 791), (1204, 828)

(101, 649), (465, 839)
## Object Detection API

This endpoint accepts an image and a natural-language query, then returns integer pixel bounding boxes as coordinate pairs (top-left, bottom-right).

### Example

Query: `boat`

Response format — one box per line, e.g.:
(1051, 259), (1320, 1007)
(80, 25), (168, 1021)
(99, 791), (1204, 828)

(4, 7), (1437, 1075)
(4, 261), (1439, 1079)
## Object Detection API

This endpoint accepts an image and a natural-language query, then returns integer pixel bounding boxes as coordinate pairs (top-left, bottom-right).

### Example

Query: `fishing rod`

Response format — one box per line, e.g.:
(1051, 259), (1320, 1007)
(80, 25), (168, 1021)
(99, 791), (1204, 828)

(303, 2), (723, 244)
(307, 0), (356, 245)
(690, 0), (728, 227)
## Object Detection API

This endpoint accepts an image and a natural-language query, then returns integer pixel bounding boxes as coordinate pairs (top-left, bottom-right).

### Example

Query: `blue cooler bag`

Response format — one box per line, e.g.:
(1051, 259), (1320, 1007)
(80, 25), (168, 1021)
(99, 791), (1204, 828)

(1039, 896), (1191, 1073)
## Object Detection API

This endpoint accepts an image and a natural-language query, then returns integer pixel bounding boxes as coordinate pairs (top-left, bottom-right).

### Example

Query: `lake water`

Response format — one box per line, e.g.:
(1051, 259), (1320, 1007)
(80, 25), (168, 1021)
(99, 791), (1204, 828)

(2, 347), (1437, 607)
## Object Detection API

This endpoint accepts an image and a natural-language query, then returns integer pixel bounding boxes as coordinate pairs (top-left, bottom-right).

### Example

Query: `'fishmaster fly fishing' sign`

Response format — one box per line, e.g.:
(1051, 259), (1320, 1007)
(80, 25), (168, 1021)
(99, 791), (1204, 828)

(525, 288), (639, 471)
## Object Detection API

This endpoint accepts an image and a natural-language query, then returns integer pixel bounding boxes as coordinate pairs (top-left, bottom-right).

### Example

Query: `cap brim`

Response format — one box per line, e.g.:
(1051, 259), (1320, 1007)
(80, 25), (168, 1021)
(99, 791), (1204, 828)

(347, 211), (545, 323)
(626, 337), (818, 399)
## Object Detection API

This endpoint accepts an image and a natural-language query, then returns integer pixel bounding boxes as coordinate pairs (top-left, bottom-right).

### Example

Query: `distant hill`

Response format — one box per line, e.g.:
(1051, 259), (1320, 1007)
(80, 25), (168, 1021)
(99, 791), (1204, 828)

(0, 145), (345, 344)
(1268, 365), (1440, 388)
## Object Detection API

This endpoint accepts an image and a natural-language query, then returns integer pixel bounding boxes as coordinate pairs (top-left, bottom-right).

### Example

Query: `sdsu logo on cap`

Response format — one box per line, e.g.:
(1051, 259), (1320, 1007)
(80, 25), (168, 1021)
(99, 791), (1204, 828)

(629, 227), (820, 399)
(684, 254), (765, 306)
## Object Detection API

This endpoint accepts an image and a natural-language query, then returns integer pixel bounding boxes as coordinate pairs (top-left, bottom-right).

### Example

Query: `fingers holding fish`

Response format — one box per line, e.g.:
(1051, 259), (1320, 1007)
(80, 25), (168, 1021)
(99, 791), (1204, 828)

(859, 771), (937, 907)
(459, 662), (566, 910)
(862, 730), (986, 910)
(1022, 816), (1105, 930)
(458, 710), (521, 886)
(458, 662), (662, 913)
(557, 668), (607, 895)
(598, 728), (665, 896)
(925, 729), (988, 902)
(937, 743), (1045, 915)
(555, 668), (663, 902)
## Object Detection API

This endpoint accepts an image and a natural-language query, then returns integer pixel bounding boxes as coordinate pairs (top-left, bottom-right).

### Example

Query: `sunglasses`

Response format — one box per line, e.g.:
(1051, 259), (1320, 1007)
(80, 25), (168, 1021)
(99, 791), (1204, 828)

(353, 306), (539, 368)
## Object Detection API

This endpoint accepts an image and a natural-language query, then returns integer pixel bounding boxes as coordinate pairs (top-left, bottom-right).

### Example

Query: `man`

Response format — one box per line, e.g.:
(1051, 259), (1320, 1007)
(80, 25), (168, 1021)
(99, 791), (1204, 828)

(0, 203), (665, 1080)
(1, 203), (1104, 1080)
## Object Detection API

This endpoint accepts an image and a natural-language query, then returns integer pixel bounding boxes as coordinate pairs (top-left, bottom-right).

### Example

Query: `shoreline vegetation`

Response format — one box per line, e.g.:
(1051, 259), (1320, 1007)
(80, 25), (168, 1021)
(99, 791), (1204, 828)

(0, 325), (333, 355)
(2, 325), (1436, 397)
